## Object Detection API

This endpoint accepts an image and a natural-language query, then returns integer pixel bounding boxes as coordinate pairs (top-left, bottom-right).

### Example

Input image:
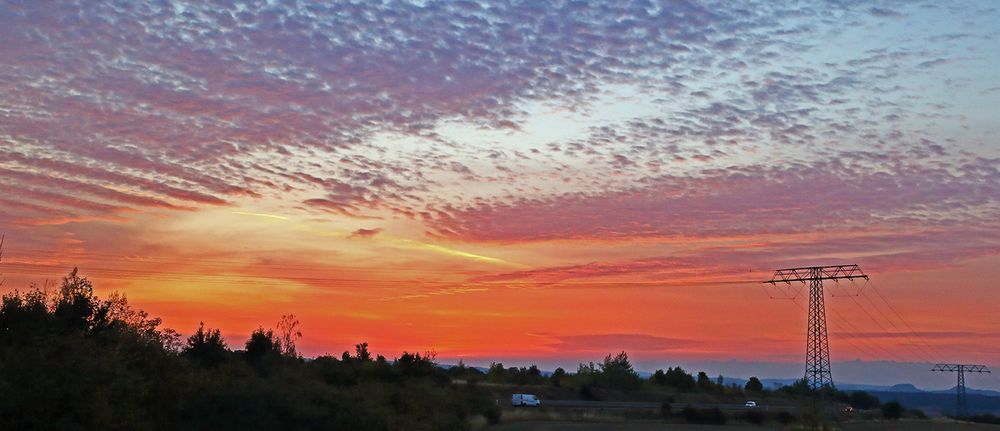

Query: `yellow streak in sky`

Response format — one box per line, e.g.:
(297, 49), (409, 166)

(291, 222), (514, 266)
(231, 211), (290, 220)
(401, 240), (510, 265)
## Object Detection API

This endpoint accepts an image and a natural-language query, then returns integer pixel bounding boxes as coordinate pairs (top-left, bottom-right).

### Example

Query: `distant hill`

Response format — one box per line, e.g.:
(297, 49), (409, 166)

(889, 383), (922, 392)
(441, 364), (1000, 400)
(932, 386), (1000, 397)
(870, 391), (1000, 416)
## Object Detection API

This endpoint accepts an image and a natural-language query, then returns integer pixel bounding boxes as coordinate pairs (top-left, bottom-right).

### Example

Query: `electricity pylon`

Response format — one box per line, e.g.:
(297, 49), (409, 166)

(932, 363), (991, 417)
(765, 265), (868, 391)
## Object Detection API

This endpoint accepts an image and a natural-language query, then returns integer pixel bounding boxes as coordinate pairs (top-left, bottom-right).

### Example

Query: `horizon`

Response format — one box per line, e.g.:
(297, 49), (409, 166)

(2, 0), (1000, 393)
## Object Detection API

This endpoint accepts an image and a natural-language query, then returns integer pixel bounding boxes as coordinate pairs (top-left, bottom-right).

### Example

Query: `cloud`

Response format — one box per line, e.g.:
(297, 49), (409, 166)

(545, 333), (695, 353)
(428, 156), (1000, 242)
(1, 0), (996, 279)
(3, 0), (971, 220)
(349, 228), (383, 239)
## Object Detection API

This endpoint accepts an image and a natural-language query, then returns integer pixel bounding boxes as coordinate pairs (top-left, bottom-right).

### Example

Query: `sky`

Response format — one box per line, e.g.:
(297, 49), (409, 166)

(1, 0), (999, 389)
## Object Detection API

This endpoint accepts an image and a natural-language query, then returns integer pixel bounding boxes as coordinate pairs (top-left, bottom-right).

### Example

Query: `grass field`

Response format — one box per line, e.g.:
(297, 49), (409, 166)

(490, 418), (1000, 430)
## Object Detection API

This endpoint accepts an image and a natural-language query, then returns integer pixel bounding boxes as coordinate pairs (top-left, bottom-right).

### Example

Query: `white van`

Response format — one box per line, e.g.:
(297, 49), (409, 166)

(511, 393), (540, 407)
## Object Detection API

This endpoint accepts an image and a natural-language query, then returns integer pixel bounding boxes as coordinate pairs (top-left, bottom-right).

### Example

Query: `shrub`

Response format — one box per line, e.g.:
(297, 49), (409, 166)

(881, 401), (903, 420)
(744, 410), (766, 425)
(744, 376), (764, 393)
(681, 407), (726, 425)
(579, 384), (599, 401)
(774, 411), (796, 425)
(660, 401), (672, 418)
(483, 406), (502, 425)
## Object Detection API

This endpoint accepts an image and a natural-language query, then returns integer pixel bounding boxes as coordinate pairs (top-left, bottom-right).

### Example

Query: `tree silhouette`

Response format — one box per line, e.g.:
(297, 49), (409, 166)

(0, 268), (507, 430)
(551, 367), (566, 387)
(697, 371), (714, 391)
(651, 369), (668, 385)
(598, 351), (641, 389)
(183, 322), (228, 367)
(882, 401), (903, 420)
(355, 341), (372, 362)
(745, 376), (764, 393)
(276, 314), (302, 357)
(245, 326), (281, 369)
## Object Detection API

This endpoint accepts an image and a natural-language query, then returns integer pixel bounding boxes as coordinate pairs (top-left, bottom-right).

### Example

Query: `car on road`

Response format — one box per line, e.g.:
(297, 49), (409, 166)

(744, 400), (758, 408)
(512, 393), (540, 407)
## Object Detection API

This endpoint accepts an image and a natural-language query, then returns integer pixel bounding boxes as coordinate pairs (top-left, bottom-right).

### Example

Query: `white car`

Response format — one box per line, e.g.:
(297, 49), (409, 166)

(745, 400), (758, 408)
(512, 393), (540, 407)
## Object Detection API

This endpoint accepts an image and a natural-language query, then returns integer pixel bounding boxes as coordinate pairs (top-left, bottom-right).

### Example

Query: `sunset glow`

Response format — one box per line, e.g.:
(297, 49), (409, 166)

(2, 0), (999, 390)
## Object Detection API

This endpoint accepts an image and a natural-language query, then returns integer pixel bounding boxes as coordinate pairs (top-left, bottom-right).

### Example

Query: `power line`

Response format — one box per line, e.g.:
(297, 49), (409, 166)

(826, 301), (912, 363)
(865, 280), (948, 363)
(858, 288), (939, 363)
(845, 293), (937, 364)
(764, 264), (869, 390)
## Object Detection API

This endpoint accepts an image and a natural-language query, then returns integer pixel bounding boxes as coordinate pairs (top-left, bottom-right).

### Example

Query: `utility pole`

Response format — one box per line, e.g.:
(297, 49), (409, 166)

(764, 265), (868, 391)
(931, 363), (990, 417)
(0, 235), (5, 288)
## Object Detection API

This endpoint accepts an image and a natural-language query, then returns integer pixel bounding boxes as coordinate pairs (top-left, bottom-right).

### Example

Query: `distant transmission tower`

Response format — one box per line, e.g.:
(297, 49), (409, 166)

(932, 363), (991, 417)
(764, 265), (868, 390)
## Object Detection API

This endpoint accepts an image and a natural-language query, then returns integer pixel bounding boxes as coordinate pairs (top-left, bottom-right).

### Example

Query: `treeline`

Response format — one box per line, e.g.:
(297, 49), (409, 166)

(0, 269), (498, 431)
(449, 349), (916, 424)
(450, 351), (763, 396)
(0, 267), (923, 430)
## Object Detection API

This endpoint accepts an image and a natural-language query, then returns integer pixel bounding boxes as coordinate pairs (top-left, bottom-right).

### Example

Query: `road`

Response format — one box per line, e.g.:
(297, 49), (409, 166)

(516, 400), (782, 412)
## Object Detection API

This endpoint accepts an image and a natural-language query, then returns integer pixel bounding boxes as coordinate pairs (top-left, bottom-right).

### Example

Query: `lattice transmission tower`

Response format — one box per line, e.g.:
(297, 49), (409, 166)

(764, 265), (868, 390)
(932, 363), (991, 417)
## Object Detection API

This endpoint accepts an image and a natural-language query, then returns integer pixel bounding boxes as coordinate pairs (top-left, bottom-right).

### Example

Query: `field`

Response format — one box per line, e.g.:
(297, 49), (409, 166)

(490, 419), (1000, 431)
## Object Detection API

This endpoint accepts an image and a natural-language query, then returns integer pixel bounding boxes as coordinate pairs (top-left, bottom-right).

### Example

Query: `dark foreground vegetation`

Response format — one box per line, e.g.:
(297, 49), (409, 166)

(0, 269), (498, 430)
(1, 268), (935, 430)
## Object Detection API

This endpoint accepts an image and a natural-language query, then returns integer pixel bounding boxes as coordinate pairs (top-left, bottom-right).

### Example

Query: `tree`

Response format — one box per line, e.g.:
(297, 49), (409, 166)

(275, 314), (301, 358)
(663, 367), (697, 392)
(355, 342), (372, 362)
(487, 362), (506, 381)
(696, 371), (714, 391)
(651, 369), (667, 385)
(599, 351), (641, 389)
(551, 367), (566, 387)
(244, 327), (279, 365)
(846, 391), (881, 410)
(745, 376), (764, 393)
(183, 322), (228, 367)
(527, 365), (542, 377)
(778, 377), (813, 397)
(53, 267), (107, 332)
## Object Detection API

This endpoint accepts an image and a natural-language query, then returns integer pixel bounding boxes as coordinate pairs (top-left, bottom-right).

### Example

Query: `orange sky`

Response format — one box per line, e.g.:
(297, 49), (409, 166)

(3, 206), (999, 378)
(2, 0), (1000, 389)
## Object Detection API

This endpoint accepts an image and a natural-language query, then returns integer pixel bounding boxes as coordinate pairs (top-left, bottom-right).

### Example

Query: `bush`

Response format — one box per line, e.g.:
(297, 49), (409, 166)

(881, 401), (903, 420)
(774, 411), (796, 425)
(659, 402), (672, 418)
(579, 384), (599, 401)
(843, 390), (881, 410)
(744, 410), (766, 425)
(483, 405), (502, 425)
(681, 407), (726, 425)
